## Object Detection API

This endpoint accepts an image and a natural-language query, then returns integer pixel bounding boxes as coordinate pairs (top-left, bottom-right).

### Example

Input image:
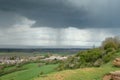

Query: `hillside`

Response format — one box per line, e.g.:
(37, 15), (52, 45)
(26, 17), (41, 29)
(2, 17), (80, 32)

(34, 37), (120, 80)
(35, 62), (120, 80)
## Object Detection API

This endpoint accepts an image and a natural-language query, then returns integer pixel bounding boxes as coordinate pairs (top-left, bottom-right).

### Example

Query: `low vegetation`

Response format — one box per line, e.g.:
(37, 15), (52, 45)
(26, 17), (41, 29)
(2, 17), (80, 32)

(57, 36), (120, 70)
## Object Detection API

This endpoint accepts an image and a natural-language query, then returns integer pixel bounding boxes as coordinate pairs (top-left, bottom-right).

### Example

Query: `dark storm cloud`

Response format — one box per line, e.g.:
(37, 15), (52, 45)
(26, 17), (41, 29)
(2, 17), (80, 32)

(0, 11), (19, 28)
(0, 0), (120, 28)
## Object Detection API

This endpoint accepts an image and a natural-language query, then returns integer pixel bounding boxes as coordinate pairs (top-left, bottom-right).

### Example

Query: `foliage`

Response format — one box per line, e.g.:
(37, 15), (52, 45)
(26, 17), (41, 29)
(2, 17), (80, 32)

(58, 36), (120, 70)
(102, 51), (115, 63)
(57, 48), (104, 70)
(101, 36), (120, 50)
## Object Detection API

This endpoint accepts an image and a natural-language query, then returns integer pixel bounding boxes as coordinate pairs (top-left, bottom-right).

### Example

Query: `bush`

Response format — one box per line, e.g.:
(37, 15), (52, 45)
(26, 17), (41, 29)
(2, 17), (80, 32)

(57, 37), (120, 70)
(57, 48), (103, 70)
(40, 71), (44, 75)
(102, 37), (120, 50)
(94, 59), (103, 67)
(102, 52), (115, 63)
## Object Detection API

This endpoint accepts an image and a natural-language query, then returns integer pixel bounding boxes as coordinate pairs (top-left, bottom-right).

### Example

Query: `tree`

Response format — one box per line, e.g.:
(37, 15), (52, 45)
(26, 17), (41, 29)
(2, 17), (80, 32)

(101, 36), (120, 50)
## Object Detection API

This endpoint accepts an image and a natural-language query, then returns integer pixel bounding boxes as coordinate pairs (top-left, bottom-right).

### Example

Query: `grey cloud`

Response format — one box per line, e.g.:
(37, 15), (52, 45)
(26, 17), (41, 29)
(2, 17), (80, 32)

(0, 11), (29, 28)
(0, 11), (17, 28)
(0, 0), (120, 28)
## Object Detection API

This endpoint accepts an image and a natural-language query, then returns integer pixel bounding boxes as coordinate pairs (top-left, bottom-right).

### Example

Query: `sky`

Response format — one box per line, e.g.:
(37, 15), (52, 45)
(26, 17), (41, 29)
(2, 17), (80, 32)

(0, 0), (120, 48)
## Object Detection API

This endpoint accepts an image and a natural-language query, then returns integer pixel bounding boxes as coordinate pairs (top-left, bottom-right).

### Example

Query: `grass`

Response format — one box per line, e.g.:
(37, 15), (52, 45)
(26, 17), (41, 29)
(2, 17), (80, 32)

(35, 62), (120, 80)
(34, 52), (120, 80)
(4, 66), (16, 72)
(0, 63), (58, 80)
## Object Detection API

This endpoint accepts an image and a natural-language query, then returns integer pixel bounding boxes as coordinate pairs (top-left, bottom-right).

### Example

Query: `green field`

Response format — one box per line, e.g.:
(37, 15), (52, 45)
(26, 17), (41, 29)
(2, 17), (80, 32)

(0, 63), (58, 80)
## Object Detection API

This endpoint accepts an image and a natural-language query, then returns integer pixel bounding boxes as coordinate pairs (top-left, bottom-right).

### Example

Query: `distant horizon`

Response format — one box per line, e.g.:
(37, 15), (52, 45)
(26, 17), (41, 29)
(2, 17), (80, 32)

(0, 45), (95, 49)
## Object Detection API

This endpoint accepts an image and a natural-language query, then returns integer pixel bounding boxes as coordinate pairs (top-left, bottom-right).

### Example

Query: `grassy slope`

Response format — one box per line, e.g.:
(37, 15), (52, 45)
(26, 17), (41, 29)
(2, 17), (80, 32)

(35, 52), (120, 80)
(0, 63), (58, 80)
(35, 62), (120, 80)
